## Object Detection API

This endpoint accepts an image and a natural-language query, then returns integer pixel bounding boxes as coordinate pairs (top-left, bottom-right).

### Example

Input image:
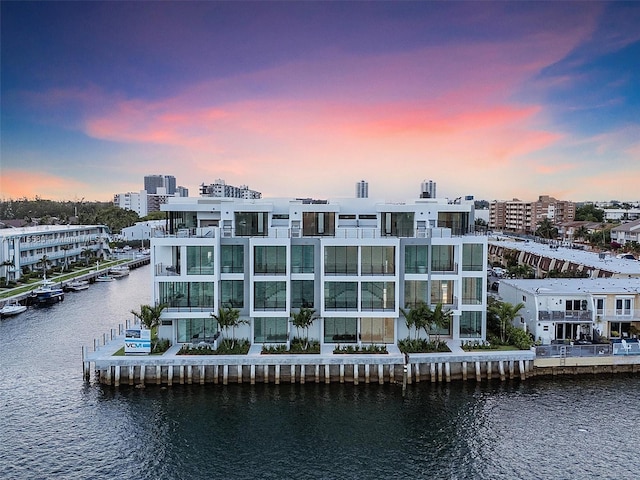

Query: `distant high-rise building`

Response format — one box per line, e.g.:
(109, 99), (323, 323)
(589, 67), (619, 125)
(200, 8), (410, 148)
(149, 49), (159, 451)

(356, 180), (369, 198)
(420, 180), (436, 199)
(200, 179), (261, 199)
(144, 175), (164, 194)
(176, 186), (189, 197)
(164, 175), (176, 195)
(144, 174), (177, 194)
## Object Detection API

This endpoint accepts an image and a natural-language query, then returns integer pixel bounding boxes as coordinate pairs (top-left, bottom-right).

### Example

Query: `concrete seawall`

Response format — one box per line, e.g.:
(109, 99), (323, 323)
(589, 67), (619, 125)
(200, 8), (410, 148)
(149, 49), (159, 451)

(84, 333), (540, 386)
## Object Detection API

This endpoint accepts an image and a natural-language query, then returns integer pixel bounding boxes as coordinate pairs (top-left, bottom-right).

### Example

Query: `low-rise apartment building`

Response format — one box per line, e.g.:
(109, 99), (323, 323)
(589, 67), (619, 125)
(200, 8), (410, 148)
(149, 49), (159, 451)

(0, 225), (111, 281)
(489, 195), (575, 234)
(499, 278), (640, 344)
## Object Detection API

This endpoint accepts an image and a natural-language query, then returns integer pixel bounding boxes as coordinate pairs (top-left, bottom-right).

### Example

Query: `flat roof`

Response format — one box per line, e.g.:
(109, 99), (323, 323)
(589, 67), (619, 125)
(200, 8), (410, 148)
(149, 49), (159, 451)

(489, 238), (640, 275)
(0, 225), (108, 238)
(500, 278), (640, 295)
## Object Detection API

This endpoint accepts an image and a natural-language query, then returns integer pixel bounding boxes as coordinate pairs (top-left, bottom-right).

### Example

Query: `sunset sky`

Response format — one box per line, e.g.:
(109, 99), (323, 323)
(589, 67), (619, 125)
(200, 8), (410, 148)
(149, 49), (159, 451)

(1, 1), (639, 203)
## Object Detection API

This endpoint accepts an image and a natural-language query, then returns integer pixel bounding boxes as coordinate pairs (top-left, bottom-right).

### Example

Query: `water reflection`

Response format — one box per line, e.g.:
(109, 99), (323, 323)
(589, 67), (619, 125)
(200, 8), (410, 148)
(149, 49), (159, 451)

(1, 267), (639, 479)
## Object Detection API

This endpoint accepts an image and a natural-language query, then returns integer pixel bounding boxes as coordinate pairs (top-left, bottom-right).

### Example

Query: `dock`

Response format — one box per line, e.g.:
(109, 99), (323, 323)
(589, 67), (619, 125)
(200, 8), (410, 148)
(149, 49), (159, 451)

(84, 326), (540, 386)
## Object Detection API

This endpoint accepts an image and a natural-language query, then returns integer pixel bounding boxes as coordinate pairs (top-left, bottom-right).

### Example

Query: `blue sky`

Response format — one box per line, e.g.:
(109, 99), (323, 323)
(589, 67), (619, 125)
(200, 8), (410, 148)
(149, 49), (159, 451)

(1, 1), (639, 202)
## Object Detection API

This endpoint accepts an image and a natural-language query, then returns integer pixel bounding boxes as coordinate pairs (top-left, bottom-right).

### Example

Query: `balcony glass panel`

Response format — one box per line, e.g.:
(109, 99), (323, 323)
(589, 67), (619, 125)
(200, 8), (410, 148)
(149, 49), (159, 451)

(186, 246), (214, 275)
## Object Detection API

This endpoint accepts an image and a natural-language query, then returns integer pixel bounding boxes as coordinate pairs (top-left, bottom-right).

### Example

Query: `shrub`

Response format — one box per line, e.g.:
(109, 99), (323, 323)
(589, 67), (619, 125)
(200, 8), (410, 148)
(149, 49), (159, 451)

(333, 344), (388, 354)
(397, 338), (450, 353)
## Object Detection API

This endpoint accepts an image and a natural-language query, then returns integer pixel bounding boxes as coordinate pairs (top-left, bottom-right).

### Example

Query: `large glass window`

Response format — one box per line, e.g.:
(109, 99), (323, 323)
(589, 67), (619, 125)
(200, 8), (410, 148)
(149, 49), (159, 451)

(254, 317), (288, 343)
(254, 281), (287, 311)
(462, 277), (483, 305)
(186, 246), (214, 275)
(303, 212), (335, 236)
(381, 212), (414, 237)
(221, 245), (244, 273)
(431, 280), (454, 306)
(361, 282), (395, 311)
(159, 282), (215, 310)
(220, 280), (244, 308)
(235, 212), (268, 236)
(438, 212), (470, 235)
(361, 246), (395, 275)
(460, 311), (482, 338)
(361, 318), (394, 343)
(254, 245), (286, 275)
(324, 282), (358, 310)
(405, 245), (428, 274)
(324, 246), (358, 275)
(462, 244), (484, 271)
(291, 244), (314, 273)
(404, 280), (427, 309)
(176, 318), (219, 343)
(291, 280), (314, 308)
(431, 245), (455, 272)
(324, 317), (357, 343)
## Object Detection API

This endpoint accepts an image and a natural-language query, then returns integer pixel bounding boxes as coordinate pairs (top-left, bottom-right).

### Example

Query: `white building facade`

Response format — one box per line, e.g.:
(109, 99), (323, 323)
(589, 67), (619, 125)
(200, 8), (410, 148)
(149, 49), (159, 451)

(0, 225), (111, 282)
(152, 196), (487, 346)
(499, 278), (640, 344)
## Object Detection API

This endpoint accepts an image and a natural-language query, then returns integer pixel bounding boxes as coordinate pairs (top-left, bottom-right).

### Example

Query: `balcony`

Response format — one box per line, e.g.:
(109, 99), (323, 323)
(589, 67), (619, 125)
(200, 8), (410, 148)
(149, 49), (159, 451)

(538, 310), (593, 321)
(155, 263), (181, 276)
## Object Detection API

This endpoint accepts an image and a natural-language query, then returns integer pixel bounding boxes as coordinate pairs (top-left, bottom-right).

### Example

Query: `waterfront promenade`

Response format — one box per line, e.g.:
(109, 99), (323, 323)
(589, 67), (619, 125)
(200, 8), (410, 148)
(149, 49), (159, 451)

(85, 329), (539, 386)
(85, 327), (640, 387)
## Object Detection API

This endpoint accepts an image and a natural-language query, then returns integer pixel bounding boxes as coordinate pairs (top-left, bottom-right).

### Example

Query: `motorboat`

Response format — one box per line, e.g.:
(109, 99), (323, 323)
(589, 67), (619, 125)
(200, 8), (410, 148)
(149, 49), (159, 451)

(32, 279), (65, 305)
(0, 301), (27, 317)
(94, 261), (114, 282)
(109, 265), (130, 278)
(64, 279), (90, 292)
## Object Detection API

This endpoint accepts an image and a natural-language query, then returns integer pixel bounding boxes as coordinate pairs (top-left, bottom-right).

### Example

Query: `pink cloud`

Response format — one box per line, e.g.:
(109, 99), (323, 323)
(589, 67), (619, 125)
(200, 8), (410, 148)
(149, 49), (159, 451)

(0, 170), (89, 201)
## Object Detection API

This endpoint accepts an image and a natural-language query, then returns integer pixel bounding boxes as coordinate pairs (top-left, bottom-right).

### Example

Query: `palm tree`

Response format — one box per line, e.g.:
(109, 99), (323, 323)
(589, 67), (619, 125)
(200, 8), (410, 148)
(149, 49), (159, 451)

(574, 225), (589, 242)
(536, 218), (558, 240)
(400, 301), (430, 341)
(430, 303), (453, 343)
(130, 303), (167, 331)
(37, 255), (51, 278)
(81, 247), (93, 266)
(211, 305), (246, 348)
(1, 259), (14, 283)
(290, 307), (317, 350)
(489, 301), (525, 343)
(60, 245), (71, 271)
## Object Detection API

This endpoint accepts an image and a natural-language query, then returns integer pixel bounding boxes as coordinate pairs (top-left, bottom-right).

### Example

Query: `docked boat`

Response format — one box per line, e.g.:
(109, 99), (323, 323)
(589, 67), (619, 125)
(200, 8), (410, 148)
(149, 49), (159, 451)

(32, 279), (65, 306)
(95, 274), (114, 282)
(0, 301), (27, 317)
(64, 279), (90, 292)
(109, 265), (130, 278)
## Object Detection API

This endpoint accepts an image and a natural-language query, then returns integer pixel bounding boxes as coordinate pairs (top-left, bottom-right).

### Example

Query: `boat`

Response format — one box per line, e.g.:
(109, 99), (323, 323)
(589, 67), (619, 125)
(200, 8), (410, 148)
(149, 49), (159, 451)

(94, 261), (114, 282)
(64, 279), (90, 292)
(0, 301), (27, 317)
(109, 265), (130, 278)
(31, 279), (65, 306)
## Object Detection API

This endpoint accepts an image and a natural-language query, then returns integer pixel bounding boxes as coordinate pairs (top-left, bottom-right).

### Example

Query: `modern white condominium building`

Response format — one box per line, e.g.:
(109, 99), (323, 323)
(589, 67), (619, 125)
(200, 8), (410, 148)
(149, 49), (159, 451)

(153, 196), (487, 346)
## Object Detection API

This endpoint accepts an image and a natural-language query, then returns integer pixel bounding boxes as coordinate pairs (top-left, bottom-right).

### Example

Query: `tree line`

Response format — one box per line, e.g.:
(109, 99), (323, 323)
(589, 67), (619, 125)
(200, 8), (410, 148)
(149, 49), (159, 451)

(0, 198), (164, 233)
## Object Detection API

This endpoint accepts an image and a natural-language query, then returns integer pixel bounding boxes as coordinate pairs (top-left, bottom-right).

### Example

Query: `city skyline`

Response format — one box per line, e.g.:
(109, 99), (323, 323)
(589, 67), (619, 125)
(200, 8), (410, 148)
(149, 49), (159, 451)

(1, 1), (639, 202)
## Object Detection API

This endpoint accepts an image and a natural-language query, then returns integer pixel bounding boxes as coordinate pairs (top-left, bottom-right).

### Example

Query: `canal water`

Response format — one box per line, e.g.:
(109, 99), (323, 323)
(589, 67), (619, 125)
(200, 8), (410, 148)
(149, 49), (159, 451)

(1, 266), (639, 479)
